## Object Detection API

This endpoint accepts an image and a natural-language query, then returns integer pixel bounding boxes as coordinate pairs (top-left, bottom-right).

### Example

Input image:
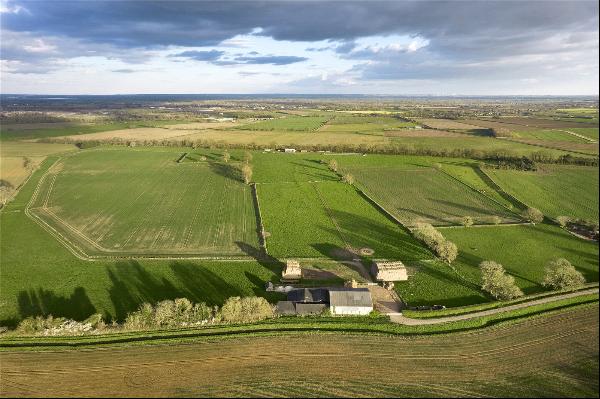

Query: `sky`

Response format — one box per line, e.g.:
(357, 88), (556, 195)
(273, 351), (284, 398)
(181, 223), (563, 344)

(0, 0), (598, 95)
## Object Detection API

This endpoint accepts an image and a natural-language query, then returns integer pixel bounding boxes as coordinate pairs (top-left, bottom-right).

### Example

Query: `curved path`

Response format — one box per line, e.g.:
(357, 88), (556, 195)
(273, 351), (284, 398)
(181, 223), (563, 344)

(390, 287), (599, 325)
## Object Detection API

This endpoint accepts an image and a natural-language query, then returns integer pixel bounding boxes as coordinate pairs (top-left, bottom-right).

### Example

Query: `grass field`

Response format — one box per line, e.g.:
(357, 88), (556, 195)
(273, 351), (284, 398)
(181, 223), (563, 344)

(1, 305), (597, 397)
(27, 148), (259, 257)
(443, 223), (599, 296)
(486, 165), (599, 221)
(344, 165), (520, 226)
(511, 129), (590, 142)
(0, 157), (283, 325)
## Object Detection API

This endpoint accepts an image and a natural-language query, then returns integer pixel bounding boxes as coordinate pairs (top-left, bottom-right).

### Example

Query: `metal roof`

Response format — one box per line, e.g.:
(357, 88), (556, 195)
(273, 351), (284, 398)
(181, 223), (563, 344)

(287, 288), (329, 303)
(328, 288), (373, 308)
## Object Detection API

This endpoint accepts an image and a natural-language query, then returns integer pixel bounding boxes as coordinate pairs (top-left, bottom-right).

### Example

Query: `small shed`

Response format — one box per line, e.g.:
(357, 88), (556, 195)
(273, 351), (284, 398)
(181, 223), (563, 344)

(328, 288), (373, 316)
(371, 261), (408, 282)
(276, 301), (297, 315)
(282, 260), (301, 281)
(284, 148), (297, 153)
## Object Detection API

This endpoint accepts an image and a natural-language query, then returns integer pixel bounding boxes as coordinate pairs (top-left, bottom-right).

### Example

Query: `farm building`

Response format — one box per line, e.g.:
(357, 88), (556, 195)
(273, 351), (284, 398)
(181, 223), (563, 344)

(329, 288), (373, 316)
(277, 287), (373, 316)
(281, 260), (302, 281)
(284, 148), (297, 153)
(371, 261), (408, 282)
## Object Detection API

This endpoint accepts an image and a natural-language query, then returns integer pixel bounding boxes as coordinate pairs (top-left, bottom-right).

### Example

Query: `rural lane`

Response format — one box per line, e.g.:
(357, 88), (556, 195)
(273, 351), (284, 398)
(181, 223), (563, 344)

(389, 288), (599, 325)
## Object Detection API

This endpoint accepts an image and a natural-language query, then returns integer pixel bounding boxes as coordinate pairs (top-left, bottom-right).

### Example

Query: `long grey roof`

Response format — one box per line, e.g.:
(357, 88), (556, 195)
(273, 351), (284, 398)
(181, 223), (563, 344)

(328, 288), (373, 308)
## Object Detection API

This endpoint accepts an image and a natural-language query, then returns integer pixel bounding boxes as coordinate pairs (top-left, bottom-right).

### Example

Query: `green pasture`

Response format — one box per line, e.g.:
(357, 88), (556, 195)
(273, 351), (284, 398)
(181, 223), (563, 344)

(237, 116), (330, 131)
(486, 165), (599, 221)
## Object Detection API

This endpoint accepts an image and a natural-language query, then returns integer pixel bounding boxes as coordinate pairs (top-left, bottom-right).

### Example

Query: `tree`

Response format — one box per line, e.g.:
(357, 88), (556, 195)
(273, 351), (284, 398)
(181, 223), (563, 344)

(436, 240), (458, 264)
(219, 296), (274, 323)
(328, 159), (338, 173)
(479, 261), (523, 300)
(223, 150), (230, 163)
(524, 207), (544, 224)
(461, 216), (474, 227)
(241, 163), (253, 184)
(556, 216), (571, 228)
(542, 258), (585, 291)
(243, 151), (253, 163)
(342, 173), (354, 185)
(491, 216), (502, 225)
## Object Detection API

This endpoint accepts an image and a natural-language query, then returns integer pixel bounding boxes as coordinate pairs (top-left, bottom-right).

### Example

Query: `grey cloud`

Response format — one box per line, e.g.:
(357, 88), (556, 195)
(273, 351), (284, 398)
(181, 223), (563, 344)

(170, 50), (224, 61)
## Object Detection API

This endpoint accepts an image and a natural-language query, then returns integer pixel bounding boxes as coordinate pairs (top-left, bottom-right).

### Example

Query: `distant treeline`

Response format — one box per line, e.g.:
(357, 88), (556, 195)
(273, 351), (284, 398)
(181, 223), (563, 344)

(45, 137), (599, 167)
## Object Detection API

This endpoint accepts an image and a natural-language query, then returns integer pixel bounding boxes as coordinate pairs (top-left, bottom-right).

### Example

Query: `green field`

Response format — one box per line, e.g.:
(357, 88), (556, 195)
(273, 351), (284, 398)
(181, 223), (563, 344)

(443, 223), (599, 296)
(486, 165), (599, 221)
(320, 115), (416, 133)
(27, 148), (259, 257)
(512, 129), (590, 142)
(344, 165), (520, 226)
(237, 116), (331, 131)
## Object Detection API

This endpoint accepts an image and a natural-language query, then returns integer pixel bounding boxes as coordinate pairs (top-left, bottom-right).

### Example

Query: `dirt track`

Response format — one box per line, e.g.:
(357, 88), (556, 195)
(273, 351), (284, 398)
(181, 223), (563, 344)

(1, 305), (598, 397)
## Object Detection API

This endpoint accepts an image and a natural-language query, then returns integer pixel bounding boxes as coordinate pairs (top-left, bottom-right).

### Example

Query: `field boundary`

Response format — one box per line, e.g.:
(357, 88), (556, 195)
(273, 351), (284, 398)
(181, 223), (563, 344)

(477, 166), (532, 211)
(1, 296), (596, 349)
(251, 183), (268, 254)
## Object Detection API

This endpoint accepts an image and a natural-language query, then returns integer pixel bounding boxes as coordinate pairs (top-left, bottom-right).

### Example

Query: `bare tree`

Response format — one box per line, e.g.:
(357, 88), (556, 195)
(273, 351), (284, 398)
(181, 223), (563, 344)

(342, 173), (354, 185)
(223, 150), (230, 163)
(243, 151), (253, 164)
(328, 159), (338, 173)
(241, 163), (253, 184)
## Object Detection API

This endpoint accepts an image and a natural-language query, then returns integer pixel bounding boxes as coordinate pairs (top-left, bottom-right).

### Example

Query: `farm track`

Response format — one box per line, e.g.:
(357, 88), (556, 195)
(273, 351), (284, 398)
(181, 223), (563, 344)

(1, 305), (597, 397)
(391, 287), (599, 325)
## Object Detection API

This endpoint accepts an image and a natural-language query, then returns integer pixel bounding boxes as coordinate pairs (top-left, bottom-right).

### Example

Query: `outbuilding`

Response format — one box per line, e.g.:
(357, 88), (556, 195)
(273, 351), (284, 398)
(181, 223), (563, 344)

(281, 260), (302, 281)
(371, 261), (408, 282)
(328, 288), (373, 316)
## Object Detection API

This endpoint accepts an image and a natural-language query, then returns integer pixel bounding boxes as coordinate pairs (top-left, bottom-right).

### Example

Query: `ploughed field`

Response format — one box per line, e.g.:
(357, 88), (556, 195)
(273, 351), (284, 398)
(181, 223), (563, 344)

(28, 148), (259, 257)
(1, 305), (598, 398)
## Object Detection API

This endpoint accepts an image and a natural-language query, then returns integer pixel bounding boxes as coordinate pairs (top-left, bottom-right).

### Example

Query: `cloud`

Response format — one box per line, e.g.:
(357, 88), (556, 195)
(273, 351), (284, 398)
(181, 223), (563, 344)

(111, 68), (137, 73)
(170, 49), (224, 61)
(228, 55), (307, 65)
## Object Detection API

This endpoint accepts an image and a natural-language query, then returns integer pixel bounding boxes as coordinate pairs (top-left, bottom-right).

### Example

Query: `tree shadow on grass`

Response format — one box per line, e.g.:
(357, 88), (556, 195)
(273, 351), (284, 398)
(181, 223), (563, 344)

(16, 286), (96, 323)
(107, 260), (182, 321)
(208, 161), (241, 183)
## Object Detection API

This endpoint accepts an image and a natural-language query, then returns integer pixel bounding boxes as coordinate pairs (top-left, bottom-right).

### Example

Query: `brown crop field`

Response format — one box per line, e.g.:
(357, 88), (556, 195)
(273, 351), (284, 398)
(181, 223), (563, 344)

(1, 305), (597, 397)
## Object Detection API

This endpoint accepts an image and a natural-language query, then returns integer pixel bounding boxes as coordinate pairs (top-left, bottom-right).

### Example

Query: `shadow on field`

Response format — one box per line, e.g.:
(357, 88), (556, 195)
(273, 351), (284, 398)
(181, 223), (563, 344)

(312, 243), (355, 260)
(235, 241), (284, 274)
(324, 208), (433, 260)
(17, 286), (96, 322)
(208, 161), (241, 183)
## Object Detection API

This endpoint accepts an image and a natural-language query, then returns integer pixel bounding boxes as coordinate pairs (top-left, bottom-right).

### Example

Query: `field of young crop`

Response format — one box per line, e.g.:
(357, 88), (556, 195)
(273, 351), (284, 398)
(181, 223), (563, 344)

(237, 116), (330, 131)
(511, 129), (590, 142)
(486, 165), (599, 221)
(443, 223), (599, 295)
(344, 165), (521, 226)
(257, 182), (347, 258)
(320, 115), (416, 132)
(2, 306), (597, 397)
(0, 155), (285, 326)
(27, 148), (259, 257)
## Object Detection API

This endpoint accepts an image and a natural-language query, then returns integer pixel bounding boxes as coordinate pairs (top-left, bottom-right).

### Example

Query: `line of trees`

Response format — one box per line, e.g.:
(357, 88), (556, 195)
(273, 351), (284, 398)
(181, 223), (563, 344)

(42, 136), (599, 167)
(479, 257), (586, 301)
(15, 296), (276, 336)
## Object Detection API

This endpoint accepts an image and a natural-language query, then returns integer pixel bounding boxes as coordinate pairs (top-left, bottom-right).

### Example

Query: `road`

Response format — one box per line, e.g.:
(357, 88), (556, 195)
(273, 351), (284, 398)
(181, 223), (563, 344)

(389, 287), (599, 325)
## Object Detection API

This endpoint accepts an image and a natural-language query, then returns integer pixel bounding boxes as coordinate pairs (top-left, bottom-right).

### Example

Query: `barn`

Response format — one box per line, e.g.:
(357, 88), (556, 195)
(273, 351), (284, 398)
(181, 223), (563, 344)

(328, 288), (373, 316)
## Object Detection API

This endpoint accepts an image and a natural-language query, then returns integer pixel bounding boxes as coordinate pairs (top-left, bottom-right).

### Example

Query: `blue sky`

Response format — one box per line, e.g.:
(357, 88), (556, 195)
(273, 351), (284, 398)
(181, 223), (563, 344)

(1, 0), (598, 95)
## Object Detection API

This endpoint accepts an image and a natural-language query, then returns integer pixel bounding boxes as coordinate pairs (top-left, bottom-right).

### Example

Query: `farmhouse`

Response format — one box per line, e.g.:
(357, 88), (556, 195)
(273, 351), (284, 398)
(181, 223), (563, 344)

(328, 288), (373, 316)
(371, 261), (408, 282)
(281, 260), (302, 281)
